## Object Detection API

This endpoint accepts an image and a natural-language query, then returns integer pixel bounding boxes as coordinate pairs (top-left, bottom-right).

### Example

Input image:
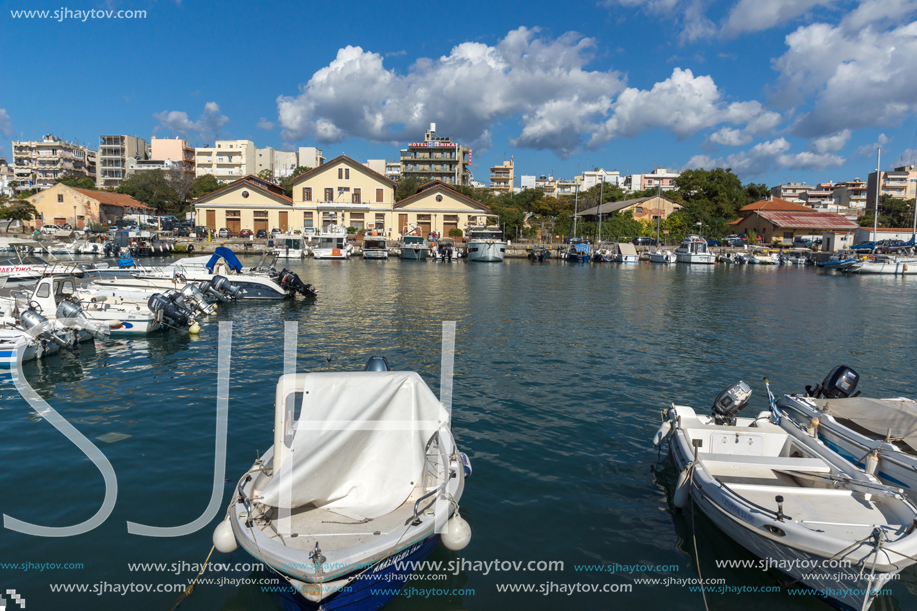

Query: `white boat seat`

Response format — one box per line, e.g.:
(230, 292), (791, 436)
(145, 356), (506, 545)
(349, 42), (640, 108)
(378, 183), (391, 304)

(702, 453), (830, 473)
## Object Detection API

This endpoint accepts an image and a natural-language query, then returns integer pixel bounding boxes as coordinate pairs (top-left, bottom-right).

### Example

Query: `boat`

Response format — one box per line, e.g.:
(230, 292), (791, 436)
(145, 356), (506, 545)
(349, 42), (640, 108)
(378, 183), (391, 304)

(465, 215), (506, 262)
(565, 239), (591, 263)
(399, 233), (429, 261)
(779, 250), (809, 265)
(362, 235), (389, 260)
(312, 225), (351, 260)
(649, 250), (676, 264)
(856, 253), (917, 275)
(591, 242), (615, 262)
(777, 365), (917, 501)
(274, 234), (308, 259)
(748, 248), (778, 265)
(816, 251), (864, 273)
(613, 242), (639, 263)
(528, 247), (550, 262)
(212, 355), (472, 611)
(674, 235), (715, 264)
(431, 237), (457, 261)
(655, 378), (917, 611)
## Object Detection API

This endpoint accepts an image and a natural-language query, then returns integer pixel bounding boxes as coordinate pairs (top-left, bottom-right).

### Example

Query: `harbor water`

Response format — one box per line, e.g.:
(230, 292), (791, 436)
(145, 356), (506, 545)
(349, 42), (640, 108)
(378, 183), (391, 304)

(2, 257), (916, 610)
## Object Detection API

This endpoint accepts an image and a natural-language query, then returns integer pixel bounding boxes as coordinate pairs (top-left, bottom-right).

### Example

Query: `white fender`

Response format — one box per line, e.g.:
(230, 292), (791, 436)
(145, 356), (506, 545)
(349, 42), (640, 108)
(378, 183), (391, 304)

(653, 421), (672, 447)
(673, 468), (691, 509)
(441, 510), (472, 551)
(212, 517), (239, 553)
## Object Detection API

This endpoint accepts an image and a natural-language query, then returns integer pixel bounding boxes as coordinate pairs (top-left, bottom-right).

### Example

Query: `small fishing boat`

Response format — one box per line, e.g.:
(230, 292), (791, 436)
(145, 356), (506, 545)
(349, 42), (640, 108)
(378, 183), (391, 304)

(613, 242), (639, 263)
(362, 235), (389, 260)
(431, 237), (457, 261)
(649, 250), (677, 264)
(274, 234), (308, 259)
(213, 356), (472, 611)
(675, 235), (715, 264)
(528, 247), (550, 262)
(312, 225), (351, 260)
(591, 242), (615, 262)
(465, 215), (506, 262)
(565, 239), (591, 263)
(778, 366), (917, 501)
(655, 378), (917, 611)
(817, 250), (864, 273)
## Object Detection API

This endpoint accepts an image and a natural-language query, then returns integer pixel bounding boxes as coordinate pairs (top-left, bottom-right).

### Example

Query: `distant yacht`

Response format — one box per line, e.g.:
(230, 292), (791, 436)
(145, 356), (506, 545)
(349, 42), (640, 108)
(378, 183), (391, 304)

(675, 235), (715, 264)
(465, 214), (506, 262)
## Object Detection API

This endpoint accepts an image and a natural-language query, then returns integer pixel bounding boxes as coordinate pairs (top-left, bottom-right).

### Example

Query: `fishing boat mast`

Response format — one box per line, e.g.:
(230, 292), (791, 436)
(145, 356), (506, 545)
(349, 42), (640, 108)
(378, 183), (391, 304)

(572, 184), (579, 239)
(597, 180), (604, 245)
(874, 148), (881, 242)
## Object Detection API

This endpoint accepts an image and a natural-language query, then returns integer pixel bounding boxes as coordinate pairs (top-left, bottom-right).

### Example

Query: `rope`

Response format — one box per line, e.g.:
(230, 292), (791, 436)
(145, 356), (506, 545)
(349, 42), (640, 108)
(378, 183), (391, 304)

(169, 545), (215, 611)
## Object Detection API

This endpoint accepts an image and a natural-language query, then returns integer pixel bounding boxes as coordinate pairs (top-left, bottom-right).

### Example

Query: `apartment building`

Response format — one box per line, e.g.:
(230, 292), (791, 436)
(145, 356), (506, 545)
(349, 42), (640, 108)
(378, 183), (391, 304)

(365, 159), (387, 175)
(256, 147), (298, 179)
(833, 179), (868, 209)
(150, 136), (195, 175)
(867, 165), (917, 207)
(489, 158), (514, 195)
(195, 140), (256, 184)
(534, 176), (557, 196)
(298, 146), (325, 170)
(400, 123), (471, 186)
(769, 182), (813, 202)
(97, 135), (149, 189)
(520, 175), (536, 190)
(801, 182), (835, 209)
(385, 161), (401, 181)
(581, 168), (622, 190)
(11, 134), (96, 193)
(0, 159), (14, 197)
(626, 168), (680, 192)
(556, 177), (581, 196)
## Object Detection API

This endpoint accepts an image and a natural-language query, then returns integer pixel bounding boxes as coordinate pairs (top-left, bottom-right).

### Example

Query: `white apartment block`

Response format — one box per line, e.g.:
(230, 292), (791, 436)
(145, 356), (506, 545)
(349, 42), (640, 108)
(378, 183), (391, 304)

(385, 161), (401, 181)
(769, 182), (813, 202)
(0, 159), (15, 197)
(195, 140), (256, 183)
(298, 146), (325, 170)
(12, 134), (97, 193)
(520, 175), (536, 190)
(581, 168), (622, 190)
(256, 147), (298, 179)
(625, 168), (680, 192)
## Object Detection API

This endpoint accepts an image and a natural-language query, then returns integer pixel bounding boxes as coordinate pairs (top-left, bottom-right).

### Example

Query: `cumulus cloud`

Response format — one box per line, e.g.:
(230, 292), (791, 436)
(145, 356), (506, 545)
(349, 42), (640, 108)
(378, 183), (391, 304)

(256, 118), (274, 130)
(721, 0), (830, 38)
(891, 148), (917, 167)
(276, 28), (624, 157)
(686, 137), (844, 176)
(809, 129), (851, 153)
(590, 68), (781, 145)
(854, 133), (890, 158)
(0, 109), (12, 138)
(708, 127), (753, 147)
(602, 0), (715, 42)
(153, 102), (229, 141)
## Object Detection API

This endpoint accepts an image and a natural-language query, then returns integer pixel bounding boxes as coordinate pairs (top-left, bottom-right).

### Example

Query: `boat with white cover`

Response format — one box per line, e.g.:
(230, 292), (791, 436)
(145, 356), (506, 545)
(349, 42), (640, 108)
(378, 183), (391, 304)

(613, 242), (639, 263)
(777, 366), (917, 502)
(654, 379), (917, 610)
(675, 235), (715, 264)
(212, 356), (472, 611)
(312, 225), (351, 260)
(649, 250), (676, 264)
(465, 215), (506, 262)
(274, 234), (308, 259)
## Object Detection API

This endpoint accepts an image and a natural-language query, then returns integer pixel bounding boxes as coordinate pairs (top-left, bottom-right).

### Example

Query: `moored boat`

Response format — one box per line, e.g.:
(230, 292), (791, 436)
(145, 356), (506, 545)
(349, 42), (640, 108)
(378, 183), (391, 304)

(675, 235), (715, 264)
(465, 214), (506, 262)
(362, 235), (389, 260)
(312, 225), (351, 260)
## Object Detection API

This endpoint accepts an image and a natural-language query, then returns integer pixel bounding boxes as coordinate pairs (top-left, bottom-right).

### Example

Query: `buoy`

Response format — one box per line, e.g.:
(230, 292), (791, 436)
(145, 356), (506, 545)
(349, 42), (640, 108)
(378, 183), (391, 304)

(189, 322), (201, 335)
(213, 517), (239, 553)
(653, 421), (671, 447)
(108, 320), (123, 329)
(865, 450), (879, 476)
(807, 416), (820, 436)
(441, 510), (472, 551)
(673, 468), (691, 509)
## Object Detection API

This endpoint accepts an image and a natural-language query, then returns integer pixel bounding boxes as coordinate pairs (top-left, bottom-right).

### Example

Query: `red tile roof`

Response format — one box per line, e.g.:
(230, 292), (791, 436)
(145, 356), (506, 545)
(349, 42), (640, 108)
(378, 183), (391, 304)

(756, 210), (858, 230)
(72, 187), (153, 209)
(740, 198), (813, 213)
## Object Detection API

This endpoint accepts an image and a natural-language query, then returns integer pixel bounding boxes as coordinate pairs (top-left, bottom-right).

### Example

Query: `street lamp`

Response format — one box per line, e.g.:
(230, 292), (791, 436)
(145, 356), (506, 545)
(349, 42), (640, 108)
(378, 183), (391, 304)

(73, 206), (77, 230)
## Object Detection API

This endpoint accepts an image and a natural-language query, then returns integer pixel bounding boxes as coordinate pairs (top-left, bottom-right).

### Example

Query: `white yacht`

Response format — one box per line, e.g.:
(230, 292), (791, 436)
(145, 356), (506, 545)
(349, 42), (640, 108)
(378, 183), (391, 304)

(273, 234), (307, 259)
(675, 235), (716, 264)
(362, 235), (389, 259)
(648, 250), (676, 264)
(856, 254), (917, 274)
(312, 225), (351, 260)
(466, 215), (506, 262)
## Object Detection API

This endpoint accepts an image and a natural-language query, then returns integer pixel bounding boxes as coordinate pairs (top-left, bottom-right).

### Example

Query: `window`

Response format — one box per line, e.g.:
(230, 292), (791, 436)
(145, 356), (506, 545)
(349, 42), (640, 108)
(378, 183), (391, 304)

(303, 187), (312, 201)
(218, 157), (224, 163)
(226, 210), (240, 218)
(304, 212), (314, 228)
(338, 167), (344, 179)
(37, 283), (50, 298)
(417, 214), (431, 221)
(345, 168), (350, 180)
(254, 211), (268, 218)
(353, 188), (361, 203)
(376, 188), (384, 203)
(635, 207), (643, 213)
(324, 188), (333, 201)
(444, 215), (458, 222)
(57, 194), (64, 203)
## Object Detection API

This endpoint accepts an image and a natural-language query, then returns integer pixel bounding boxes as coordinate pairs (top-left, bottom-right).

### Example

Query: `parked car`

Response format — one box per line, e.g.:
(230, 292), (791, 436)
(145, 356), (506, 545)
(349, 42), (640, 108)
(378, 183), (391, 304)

(39, 224), (65, 234)
(724, 237), (745, 247)
(632, 237), (657, 246)
(239, 229), (253, 238)
(256, 229), (267, 239)
(193, 226), (212, 237)
(271, 228), (283, 239)
(173, 226), (191, 237)
(218, 228), (231, 238)
(707, 238), (721, 247)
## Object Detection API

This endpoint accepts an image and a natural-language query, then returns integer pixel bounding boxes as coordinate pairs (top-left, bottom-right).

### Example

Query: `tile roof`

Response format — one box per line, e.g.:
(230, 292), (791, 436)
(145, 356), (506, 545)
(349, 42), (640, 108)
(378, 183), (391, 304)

(576, 196), (680, 217)
(756, 210), (858, 230)
(71, 187), (153, 209)
(740, 198), (813, 213)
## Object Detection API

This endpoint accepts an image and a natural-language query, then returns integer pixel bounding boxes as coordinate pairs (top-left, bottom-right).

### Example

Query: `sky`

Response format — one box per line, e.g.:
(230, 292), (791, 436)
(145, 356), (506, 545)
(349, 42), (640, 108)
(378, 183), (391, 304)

(2, 0), (917, 189)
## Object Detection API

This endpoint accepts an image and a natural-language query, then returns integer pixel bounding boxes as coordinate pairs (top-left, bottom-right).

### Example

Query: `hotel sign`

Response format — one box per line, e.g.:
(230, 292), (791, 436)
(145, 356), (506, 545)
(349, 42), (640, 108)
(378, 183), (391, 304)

(408, 142), (455, 147)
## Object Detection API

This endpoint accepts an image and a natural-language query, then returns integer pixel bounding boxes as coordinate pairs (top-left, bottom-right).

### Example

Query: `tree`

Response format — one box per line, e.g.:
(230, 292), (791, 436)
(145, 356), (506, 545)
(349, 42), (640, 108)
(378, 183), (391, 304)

(117, 170), (180, 212)
(859, 195), (916, 229)
(0, 200), (38, 220)
(280, 167), (312, 197)
(165, 167), (196, 207)
(55, 171), (96, 190)
(670, 168), (761, 239)
(189, 174), (223, 200)
(395, 177), (421, 202)
(257, 169), (277, 184)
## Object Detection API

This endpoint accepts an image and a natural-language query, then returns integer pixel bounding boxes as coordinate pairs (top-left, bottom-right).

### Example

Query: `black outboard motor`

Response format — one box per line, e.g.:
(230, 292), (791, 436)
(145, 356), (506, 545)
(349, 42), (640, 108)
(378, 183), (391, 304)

(163, 290), (198, 323)
(711, 380), (753, 425)
(278, 268), (317, 298)
(211, 275), (243, 299)
(148, 293), (190, 327)
(364, 356), (391, 371)
(198, 280), (231, 303)
(805, 366), (860, 399)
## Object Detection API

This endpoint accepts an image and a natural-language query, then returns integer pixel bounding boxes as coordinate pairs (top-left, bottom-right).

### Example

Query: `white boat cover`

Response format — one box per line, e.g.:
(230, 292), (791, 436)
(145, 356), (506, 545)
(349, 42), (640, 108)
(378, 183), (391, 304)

(816, 398), (917, 447)
(617, 242), (638, 256)
(259, 371), (447, 520)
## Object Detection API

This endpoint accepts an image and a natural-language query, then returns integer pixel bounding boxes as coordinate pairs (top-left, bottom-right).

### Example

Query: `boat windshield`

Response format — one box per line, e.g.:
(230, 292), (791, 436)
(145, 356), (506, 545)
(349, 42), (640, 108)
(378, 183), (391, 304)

(318, 237), (345, 248)
(403, 235), (424, 244)
(365, 238), (386, 249)
(469, 227), (503, 240)
(282, 238), (301, 248)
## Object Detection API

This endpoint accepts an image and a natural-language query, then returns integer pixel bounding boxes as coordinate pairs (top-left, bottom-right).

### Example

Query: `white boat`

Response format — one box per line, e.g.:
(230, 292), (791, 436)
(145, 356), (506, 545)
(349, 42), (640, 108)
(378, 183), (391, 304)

(778, 366), (917, 501)
(675, 235), (715, 264)
(399, 233), (429, 260)
(312, 225), (352, 260)
(613, 242), (639, 263)
(465, 214), (506, 262)
(362, 235), (389, 260)
(748, 248), (778, 265)
(856, 254), (917, 274)
(274, 234), (308, 259)
(649, 250), (676, 263)
(431, 237), (458, 261)
(655, 379), (917, 611)
(591, 243), (615, 262)
(817, 251), (865, 273)
(212, 357), (471, 611)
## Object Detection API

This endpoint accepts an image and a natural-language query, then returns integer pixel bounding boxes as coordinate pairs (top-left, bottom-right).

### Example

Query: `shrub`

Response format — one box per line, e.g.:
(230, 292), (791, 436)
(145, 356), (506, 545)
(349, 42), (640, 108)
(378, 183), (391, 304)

(448, 228), (463, 238)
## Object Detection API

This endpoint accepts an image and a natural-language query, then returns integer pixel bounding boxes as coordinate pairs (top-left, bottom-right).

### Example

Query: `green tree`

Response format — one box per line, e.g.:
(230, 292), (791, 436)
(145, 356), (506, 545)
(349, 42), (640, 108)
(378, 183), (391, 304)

(117, 170), (180, 212)
(0, 200), (39, 220)
(671, 168), (759, 239)
(257, 169), (277, 183)
(395, 177), (421, 202)
(859, 195), (916, 229)
(55, 171), (96, 190)
(189, 174), (223, 200)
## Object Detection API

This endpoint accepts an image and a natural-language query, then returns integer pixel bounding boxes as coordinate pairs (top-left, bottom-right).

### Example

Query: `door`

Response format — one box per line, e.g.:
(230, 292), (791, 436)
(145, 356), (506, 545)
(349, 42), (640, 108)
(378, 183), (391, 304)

(226, 219), (241, 235)
(399, 214), (408, 235)
(418, 222), (431, 237)
(279, 211), (288, 232)
(254, 219), (268, 235)
(206, 210), (216, 231)
(443, 222), (457, 237)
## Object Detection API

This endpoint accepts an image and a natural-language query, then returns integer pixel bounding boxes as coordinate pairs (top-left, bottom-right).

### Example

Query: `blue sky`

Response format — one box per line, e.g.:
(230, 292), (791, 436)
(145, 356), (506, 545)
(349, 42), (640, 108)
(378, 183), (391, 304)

(2, 0), (917, 189)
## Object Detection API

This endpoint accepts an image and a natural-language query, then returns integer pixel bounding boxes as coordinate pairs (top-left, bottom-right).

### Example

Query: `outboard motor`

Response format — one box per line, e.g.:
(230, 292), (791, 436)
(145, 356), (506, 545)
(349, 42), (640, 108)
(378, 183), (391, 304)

(364, 356), (391, 371)
(20, 309), (72, 350)
(148, 293), (190, 327)
(198, 280), (231, 303)
(211, 275), (243, 299)
(180, 284), (216, 315)
(805, 366), (860, 399)
(56, 300), (108, 341)
(711, 380), (753, 425)
(163, 290), (198, 323)
(278, 268), (317, 298)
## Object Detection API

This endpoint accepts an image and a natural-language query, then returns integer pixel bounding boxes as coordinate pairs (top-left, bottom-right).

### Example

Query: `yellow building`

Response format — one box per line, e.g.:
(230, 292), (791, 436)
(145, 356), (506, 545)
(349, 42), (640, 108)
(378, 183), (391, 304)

(193, 175), (294, 234)
(393, 180), (492, 237)
(26, 182), (151, 229)
(490, 157), (514, 194)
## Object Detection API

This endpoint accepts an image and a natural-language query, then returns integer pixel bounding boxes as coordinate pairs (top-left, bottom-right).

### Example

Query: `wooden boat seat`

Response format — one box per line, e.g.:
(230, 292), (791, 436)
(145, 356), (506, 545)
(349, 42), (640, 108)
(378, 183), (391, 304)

(702, 453), (830, 473)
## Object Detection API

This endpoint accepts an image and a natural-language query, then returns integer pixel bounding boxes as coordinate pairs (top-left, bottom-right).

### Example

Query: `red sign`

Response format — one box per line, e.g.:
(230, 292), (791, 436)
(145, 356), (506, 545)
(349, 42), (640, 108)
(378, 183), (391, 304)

(408, 142), (455, 148)
(468, 149), (472, 165)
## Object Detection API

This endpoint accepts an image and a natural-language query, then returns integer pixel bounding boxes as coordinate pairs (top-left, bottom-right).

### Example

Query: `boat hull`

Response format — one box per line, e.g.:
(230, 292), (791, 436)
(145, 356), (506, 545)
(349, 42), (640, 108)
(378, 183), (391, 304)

(363, 250), (389, 260)
(399, 246), (428, 260)
(675, 253), (716, 264)
(857, 260), (917, 274)
(466, 240), (505, 262)
(614, 254), (639, 263)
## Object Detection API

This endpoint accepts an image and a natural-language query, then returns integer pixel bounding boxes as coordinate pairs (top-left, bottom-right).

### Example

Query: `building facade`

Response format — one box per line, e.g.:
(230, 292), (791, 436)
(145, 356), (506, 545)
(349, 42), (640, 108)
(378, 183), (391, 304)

(297, 146), (325, 170)
(769, 182), (813, 202)
(626, 168), (680, 192)
(255, 147), (298, 179)
(385, 161), (401, 181)
(581, 169), (622, 190)
(97, 135), (149, 189)
(393, 180), (492, 237)
(12, 134), (97, 193)
(27, 183), (151, 228)
(867, 165), (917, 207)
(801, 182), (835, 209)
(195, 140), (256, 183)
(192, 176), (294, 234)
(489, 158), (514, 194)
(575, 195), (681, 222)
(0, 159), (14, 198)
(150, 137), (195, 175)
(833, 180), (868, 209)
(399, 124), (471, 186)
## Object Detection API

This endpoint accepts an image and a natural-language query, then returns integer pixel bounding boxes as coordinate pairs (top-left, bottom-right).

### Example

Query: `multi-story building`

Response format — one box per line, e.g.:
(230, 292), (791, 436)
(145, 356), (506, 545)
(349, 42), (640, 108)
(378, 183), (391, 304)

(801, 182), (835, 209)
(256, 147), (298, 179)
(297, 146), (325, 170)
(195, 140), (256, 184)
(556, 177), (581, 197)
(520, 175), (536, 190)
(365, 159), (387, 175)
(399, 123), (471, 186)
(833, 179), (868, 209)
(385, 161), (401, 181)
(867, 165), (917, 207)
(489, 157), (514, 195)
(150, 136), (195, 175)
(11, 134), (96, 193)
(769, 182), (813, 202)
(535, 175), (557, 197)
(626, 168), (680, 192)
(581, 168), (622, 190)
(0, 159), (14, 198)
(126, 158), (184, 176)
(97, 135), (148, 189)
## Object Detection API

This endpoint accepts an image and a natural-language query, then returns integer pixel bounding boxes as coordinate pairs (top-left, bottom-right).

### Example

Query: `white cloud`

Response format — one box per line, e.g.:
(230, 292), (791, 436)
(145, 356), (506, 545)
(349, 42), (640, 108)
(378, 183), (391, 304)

(708, 127), (753, 146)
(854, 133), (890, 157)
(602, 0), (714, 42)
(721, 0), (830, 38)
(890, 148), (917, 167)
(0, 109), (12, 138)
(809, 129), (851, 153)
(153, 102), (229, 141)
(277, 28), (624, 157)
(256, 118), (274, 130)
(686, 137), (844, 176)
(842, 0), (917, 32)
